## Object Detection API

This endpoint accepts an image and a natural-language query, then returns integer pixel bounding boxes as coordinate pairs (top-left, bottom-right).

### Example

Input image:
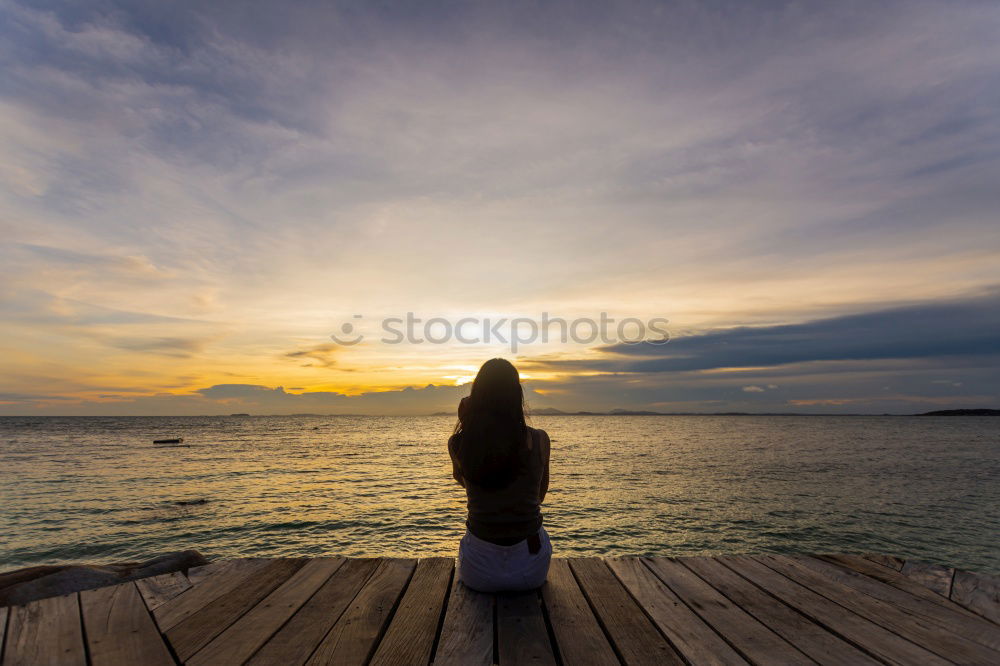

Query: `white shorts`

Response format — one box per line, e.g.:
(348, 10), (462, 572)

(456, 527), (552, 592)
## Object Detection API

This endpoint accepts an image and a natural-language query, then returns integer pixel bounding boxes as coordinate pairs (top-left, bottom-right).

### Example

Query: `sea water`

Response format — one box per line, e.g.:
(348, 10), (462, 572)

(2, 415), (997, 573)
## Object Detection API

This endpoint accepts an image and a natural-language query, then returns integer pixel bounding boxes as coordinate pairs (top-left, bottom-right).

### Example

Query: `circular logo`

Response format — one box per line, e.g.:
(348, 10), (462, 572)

(330, 315), (364, 345)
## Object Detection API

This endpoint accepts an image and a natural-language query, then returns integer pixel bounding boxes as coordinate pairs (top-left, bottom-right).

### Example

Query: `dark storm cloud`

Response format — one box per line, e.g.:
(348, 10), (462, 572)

(587, 295), (1000, 373)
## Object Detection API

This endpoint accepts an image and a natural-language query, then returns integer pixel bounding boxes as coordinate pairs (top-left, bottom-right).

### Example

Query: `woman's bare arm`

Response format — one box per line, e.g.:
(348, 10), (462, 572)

(448, 435), (465, 487)
(539, 429), (550, 503)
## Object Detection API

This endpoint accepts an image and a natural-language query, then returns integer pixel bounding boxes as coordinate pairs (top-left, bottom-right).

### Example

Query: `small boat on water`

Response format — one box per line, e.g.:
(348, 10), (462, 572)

(153, 437), (184, 444)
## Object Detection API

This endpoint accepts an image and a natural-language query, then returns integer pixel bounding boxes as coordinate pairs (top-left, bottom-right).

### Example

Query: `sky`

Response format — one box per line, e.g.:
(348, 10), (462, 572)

(1, 0), (998, 415)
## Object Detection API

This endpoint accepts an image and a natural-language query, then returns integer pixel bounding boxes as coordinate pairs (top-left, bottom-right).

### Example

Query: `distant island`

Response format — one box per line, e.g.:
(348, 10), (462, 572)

(207, 408), (1000, 417)
(529, 408), (779, 416)
(428, 407), (1000, 417)
(532, 407), (672, 415)
(535, 407), (1000, 417)
(429, 407), (685, 416)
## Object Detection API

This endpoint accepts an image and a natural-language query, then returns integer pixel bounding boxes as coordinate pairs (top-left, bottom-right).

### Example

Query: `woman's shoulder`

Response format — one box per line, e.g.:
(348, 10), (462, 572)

(526, 427), (550, 464)
(526, 426), (550, 448)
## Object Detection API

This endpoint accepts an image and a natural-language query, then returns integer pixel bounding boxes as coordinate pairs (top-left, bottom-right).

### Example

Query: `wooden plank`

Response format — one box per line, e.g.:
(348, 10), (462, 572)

(187, 560), (232, 586)
(305, 558), (416, 665)
(3, 593), (86, 666)
(433, 578), (494, 666)
(569, 558), (683, 665)
(756, 555), (999, 664)
(188, 557), (344, 666)
(644, 558), (811, 665)
(819, 554), (983, 620)
(951, 569), (1000, 625)
(540, 559), (618, 666)
(0, 606), (7, 663)
(860, 553), (904, 570)
(248, 558), (380, 666)
(186, 557), (267, 587)
(793, 555), (1000, 653)
(901, 560), (954, 597)
(136, 570), (192, 611)
(608, 558), (746, 665)
(497, 591), (556, 665)
(155, 557), (271, 631)
(370, 557), (453, 666)
(679, 556), (876, 665)
(720, 556), (949, 665)
(166, 558), (306, 662)
(80, 582), (174, 666)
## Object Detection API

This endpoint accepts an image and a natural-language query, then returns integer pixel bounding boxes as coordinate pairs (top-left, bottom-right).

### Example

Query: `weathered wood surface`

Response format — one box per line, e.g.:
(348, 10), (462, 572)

(608, 557), (748, 665)
(679, 556), (875, 664)
(188, 558), (343, 666)
(569, 557), (683, 665)
(756, 555), (998, 664)
(540, 559), (618, 666)
(0, 607), (7, 661)
(434, 577), (493, 665)
(608, 558), (747, 666)
(821, 552), (995, 622)
(497, 591), (556, 665)
(901, 559), (955, 597)
(3, 593), (86, 666)
(369, 557), (452, 666)
(1, 553), (997, 665)
(80, 582), (175, 666)
(166, 559), (306, 661)
(185, 558), (268, 588)
(861, 552), (904, 570)
(185, 560), (230, 586)
(793, 555), (1000, 653)
(137, 570), (192, 611)
(720, 556), (951, 665)
(154, 558), (271, 632)
(304, 558), (415, 665)
(247, 558), (378, 666)
(646, 557), (810, 664)
(952, 568), (1000, 624)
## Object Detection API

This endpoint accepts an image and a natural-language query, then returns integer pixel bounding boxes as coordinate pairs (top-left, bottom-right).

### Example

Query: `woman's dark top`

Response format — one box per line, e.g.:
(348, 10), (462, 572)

(451, 427), (544, 543)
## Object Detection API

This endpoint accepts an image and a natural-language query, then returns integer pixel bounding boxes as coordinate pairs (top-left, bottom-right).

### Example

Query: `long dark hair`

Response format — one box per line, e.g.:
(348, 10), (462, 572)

(453, 358), (528, 490)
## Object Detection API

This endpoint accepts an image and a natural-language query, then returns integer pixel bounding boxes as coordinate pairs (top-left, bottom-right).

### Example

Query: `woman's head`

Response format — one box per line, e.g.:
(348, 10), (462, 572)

(454, 358), (528, 489)
(464, 357), (524, 421)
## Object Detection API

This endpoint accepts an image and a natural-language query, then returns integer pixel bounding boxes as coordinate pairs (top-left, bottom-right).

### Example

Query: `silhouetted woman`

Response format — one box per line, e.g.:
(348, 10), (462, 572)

(448, 358), (552, 592)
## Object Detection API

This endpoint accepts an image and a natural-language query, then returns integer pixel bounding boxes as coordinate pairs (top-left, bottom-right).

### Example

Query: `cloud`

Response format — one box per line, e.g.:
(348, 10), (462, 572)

(0, 392), (74, 403)
(583, 295), (1000, 373)
(10, 243), (171, 278)
(1, 289), (184, 326)
(108, 336), (209, 357)
(196, 384), (289, 399)
(110, 382), (485, 415)
(284, 343), (339, 368)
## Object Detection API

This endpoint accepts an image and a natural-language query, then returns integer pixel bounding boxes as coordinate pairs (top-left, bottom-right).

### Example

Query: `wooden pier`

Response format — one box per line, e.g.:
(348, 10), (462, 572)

(1, 553), (998, 664)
